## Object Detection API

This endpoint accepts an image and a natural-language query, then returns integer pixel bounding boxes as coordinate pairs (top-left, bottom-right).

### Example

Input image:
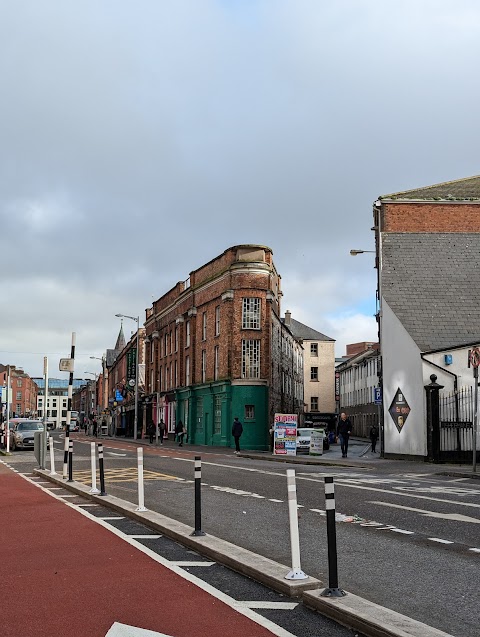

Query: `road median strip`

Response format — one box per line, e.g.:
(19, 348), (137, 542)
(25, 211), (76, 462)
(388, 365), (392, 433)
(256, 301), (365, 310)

(33, 467), (455, 637)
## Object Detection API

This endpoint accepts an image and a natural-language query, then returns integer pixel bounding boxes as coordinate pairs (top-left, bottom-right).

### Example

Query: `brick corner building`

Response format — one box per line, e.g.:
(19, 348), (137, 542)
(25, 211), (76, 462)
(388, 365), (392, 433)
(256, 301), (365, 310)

(144, 244), (304, 450)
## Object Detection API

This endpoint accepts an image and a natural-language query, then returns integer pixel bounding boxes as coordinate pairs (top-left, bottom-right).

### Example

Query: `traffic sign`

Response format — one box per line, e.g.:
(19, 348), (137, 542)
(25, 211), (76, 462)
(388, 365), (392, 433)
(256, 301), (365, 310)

(469, 347), (480, 368)
(374, 387), (382, 405)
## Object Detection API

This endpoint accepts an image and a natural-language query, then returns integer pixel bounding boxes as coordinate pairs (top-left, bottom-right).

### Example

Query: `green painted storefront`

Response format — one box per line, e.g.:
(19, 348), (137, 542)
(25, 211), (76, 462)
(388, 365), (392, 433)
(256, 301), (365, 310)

(176, 381), (269, 450)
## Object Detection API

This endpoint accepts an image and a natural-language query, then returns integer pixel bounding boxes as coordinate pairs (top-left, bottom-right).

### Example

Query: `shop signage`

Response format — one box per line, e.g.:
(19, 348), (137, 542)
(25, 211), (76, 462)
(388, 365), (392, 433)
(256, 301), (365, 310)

(273, 413), (298, 456)
(335, 372), (340, 402)
(309, 430), (324, 456)
(127, 348), (137, 382)
(388, 387), (411, 433)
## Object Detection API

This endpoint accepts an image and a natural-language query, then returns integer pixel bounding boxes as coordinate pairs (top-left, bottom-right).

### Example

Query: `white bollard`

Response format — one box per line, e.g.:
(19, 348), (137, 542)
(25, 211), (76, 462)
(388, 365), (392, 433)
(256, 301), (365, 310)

(285, 469), (307, 580)
(49, 435), (56, 475)
(136, 447), (147, 512)
(89, 442), (100, 494)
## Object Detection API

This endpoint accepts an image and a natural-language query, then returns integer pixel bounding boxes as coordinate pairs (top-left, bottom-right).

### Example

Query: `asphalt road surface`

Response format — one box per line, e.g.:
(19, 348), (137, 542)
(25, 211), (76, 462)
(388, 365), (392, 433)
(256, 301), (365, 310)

(8, 433), (480, 637)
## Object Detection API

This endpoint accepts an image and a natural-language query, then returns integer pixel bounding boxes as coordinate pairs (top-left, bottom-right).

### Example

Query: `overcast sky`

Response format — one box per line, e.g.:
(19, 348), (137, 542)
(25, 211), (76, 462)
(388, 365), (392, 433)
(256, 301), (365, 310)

(1, 0), (479, 378)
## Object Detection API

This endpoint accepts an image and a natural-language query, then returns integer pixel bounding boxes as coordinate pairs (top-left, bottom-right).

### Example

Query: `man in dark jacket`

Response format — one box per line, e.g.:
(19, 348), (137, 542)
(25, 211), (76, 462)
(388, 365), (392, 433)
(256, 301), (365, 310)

(337, 412), (352, 458)
(232, 417), (243, 454)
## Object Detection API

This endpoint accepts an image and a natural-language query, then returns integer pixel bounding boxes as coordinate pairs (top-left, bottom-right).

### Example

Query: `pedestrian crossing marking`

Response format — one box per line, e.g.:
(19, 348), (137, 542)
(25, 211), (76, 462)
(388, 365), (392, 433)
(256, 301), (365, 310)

(72, 467), (183, 484)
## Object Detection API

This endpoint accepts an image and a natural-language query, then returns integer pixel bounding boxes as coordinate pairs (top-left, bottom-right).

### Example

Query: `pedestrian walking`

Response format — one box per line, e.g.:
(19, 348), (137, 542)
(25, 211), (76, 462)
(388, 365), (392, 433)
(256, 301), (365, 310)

(159, 419), (165, 444)
(232, 417), (243, 454)
(175, 420), (185, 447)
(337, 412), (352, 458)
(92, 417), (98, 438)
(147, 422), (155, 444)
(370, 424), (379, 453)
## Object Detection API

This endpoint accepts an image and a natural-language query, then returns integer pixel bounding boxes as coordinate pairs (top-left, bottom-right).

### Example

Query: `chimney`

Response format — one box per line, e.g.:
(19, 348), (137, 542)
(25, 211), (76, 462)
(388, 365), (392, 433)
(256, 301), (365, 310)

(285, 310), (291, 326)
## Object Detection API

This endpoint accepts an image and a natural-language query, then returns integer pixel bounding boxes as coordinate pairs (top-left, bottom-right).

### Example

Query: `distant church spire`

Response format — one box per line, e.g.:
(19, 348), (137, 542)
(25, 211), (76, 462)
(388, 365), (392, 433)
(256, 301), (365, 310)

(114, 320), (126, 351)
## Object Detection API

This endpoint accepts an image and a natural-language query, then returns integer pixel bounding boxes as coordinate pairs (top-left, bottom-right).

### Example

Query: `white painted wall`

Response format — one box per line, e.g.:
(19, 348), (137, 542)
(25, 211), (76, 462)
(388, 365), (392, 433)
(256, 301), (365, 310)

(422, 346), (479, 391)
(382, 301), (426, 456)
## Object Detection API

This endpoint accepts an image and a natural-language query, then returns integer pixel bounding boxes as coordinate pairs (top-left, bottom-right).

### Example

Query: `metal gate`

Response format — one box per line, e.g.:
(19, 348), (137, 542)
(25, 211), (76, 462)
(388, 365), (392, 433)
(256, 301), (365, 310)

(439, 387), (477, 463)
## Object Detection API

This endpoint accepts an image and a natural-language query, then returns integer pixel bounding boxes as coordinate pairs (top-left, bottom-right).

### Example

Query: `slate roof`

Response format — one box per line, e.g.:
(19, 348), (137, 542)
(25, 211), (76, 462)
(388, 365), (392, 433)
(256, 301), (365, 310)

(382, 233), (480, 351)
(283, 317), (334, 342)
(380, 175), (480, 201)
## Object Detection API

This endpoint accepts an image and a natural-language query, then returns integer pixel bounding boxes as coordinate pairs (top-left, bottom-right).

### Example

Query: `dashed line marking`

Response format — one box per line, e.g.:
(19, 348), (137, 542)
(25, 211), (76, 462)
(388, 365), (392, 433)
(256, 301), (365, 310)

(269, 499), (283, 503)
(237, 601), (298, 610)
(99, 516), (125, 520)
(428, 538), (454, 544)
(174, 561), (215, 567)
(469, 548), (480, 553)
(391, 529), (415, 535)
(129, 535), (162, 539)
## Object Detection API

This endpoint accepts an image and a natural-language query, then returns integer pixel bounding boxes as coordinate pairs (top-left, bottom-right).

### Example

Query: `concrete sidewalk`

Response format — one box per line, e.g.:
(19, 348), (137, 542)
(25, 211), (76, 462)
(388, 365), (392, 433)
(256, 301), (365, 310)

(88, 432), (480, 480)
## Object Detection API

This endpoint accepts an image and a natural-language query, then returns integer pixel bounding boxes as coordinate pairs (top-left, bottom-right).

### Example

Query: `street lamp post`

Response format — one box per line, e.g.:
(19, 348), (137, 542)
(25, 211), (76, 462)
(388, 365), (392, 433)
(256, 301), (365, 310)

(115, 313), (140, 441)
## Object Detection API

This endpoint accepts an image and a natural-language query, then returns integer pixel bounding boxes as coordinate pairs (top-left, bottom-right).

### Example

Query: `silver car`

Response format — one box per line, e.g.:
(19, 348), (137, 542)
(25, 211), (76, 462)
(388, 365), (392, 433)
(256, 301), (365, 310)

(10, 420), (47, 451)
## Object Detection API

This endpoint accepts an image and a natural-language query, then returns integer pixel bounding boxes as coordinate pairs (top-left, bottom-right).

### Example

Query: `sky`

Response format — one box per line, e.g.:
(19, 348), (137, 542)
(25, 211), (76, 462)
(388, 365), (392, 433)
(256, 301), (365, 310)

(1, 0), (480, 378)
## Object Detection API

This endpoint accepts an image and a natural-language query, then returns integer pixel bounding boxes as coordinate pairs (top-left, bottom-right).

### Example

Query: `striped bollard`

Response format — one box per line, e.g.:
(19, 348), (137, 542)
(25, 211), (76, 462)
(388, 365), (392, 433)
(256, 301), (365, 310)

(135, 447), (147, 512)
(321, 477), (346, 597)
(98, 443), (107, 496)
(49, 435), (56, 475)
(67, 439), (73, 482)
(285, 469), (307, 580)
(191, 456), (205, 536)
(89, 442), (100, 494)
(62, 429), (69, 479)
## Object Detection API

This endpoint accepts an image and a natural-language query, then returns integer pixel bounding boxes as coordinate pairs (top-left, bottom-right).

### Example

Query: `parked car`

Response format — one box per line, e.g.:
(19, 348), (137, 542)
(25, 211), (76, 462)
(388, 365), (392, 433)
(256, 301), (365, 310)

(9, 420), (48, 451)
(296, 427), (330, 453)
(64, 422), (79, 432)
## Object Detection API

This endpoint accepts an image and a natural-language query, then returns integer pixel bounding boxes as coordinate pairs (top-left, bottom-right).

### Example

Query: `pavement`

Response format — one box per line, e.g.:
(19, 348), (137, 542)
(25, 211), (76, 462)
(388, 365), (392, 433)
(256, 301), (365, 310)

(20, 433), (461, 637)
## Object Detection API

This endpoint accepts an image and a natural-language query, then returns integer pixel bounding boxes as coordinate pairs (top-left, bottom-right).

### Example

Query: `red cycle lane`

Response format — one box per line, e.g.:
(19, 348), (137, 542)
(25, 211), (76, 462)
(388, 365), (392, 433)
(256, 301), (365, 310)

(0, 463), (278, 637)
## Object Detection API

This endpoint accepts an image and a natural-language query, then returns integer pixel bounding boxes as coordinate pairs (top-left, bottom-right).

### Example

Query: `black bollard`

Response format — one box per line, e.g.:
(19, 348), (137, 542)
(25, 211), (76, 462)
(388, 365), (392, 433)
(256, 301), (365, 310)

(67, 439), (73, 482)
(98, 443), (107, 496)
(191, 456), (205, 536)
(321, 476), (346, 597)
(63, 428), (70, 479)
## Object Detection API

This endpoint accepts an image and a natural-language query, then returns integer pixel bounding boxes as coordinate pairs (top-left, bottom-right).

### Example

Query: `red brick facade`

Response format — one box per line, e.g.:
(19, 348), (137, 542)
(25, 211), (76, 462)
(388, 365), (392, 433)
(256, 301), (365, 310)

(380, 202), (480, 233)
(0, 365), (38, 417)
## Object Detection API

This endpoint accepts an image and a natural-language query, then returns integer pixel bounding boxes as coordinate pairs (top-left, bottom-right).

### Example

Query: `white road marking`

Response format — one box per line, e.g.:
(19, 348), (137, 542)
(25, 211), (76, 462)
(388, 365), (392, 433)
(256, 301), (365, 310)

(370, 501), (480, 524)
(106, 623), (172, 637)
(469, 548), (480, 553)
(19, 474), (298, 637)
(390, 529), (415, 535)
(269, 498), (284, 503)
(107, 452), (127, 457)
(99, 516), (125, 520)
(237, 601), (298, 610)
(78, 503), (99, 507)
(310, 508), (326, 514)
(129, 535), (162, 539)
(428, 538), (454, 544)
(172, 561), (215, 567)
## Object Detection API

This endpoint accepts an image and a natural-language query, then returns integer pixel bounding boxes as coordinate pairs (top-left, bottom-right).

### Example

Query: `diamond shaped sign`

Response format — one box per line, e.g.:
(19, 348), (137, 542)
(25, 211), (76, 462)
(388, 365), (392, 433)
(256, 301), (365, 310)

(389, 387), (411, 433)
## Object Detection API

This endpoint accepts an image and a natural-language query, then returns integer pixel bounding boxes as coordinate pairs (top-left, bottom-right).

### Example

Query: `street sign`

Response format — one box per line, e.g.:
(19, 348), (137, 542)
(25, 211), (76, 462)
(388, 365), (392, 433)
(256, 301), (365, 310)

(374, 387), (382, 405)
(469, 347), (480, 368)
(59, 358), (74, 372)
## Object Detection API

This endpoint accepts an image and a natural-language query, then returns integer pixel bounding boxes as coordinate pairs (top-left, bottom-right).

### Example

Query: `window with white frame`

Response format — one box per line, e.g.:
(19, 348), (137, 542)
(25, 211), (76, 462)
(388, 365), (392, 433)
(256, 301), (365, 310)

(201, 349), (206, 383)
(17, 379), (23, 387)
(310, 366), (318, 381)
(310, 396), (319, 411)
(158, 367), (162, 391)
(214, 346), (219, 380)
(186, 321), (190, 347)
(214, 396), (222, 435)
(185, 356), (190, 385)
(150, 370), (154, 392)
(215, 305), (220, 336)
(242, 298), (261, 329)
(16, 391), (21, 400)
(170, 331), (173, 353)
(310, 342), (318, 356)
(174, 360), (178, 387)
(245, 404), (255, 419)
(202, 312), (207, 340)
(242, 339), (261, 378)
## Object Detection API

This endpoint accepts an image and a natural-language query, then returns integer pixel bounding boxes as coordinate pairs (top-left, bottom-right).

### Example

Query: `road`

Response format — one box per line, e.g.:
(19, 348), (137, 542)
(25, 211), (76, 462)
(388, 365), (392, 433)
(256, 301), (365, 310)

(7, 433), (480, 636)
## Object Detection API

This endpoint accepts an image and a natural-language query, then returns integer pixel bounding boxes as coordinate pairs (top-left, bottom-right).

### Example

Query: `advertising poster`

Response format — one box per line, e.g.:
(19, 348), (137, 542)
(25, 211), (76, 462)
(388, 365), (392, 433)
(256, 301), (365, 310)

(309, 430), (324, 456)
(273, 413), (298, 456)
